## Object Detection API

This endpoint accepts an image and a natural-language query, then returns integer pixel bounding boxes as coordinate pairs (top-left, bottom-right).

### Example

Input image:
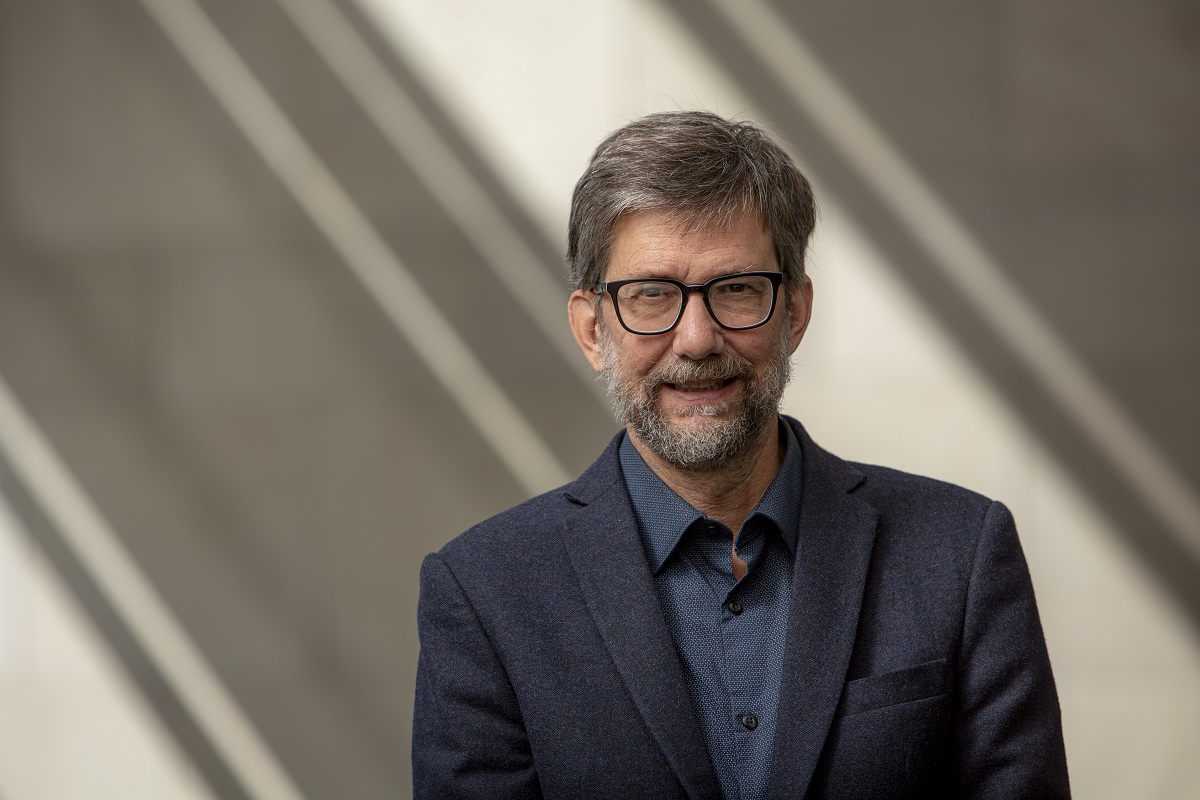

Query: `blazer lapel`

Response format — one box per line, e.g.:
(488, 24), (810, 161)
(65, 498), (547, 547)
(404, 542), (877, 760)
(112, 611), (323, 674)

(559, 439), (722, 800)
(768, 421), (880, 799)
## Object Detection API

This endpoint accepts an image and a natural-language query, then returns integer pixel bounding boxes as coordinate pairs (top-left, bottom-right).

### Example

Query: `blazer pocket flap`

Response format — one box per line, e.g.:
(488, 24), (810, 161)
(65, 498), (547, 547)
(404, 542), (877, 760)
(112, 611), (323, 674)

(839, 658), (949, 717)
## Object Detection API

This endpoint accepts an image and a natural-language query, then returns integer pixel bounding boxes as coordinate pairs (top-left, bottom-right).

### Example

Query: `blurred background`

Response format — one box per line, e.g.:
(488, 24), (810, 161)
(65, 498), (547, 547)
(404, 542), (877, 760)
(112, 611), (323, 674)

(1, 0), (1198, 797)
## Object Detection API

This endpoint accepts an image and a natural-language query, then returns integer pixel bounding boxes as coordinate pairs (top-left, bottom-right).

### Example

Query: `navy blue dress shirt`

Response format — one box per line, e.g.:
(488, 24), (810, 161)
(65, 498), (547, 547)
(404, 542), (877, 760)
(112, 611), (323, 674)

(620, 420), (802, 800)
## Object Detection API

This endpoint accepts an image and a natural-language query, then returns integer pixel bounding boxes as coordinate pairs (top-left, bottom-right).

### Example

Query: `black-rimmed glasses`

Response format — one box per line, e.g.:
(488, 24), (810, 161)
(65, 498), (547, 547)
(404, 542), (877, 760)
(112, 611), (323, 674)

(596, 271), (784, 335)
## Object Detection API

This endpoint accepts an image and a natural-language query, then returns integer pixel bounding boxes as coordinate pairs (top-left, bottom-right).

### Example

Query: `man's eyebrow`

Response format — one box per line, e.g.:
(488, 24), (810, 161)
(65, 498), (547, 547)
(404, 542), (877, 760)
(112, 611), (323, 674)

(612, 261), (773, 282)
(723, 261), (773, 276)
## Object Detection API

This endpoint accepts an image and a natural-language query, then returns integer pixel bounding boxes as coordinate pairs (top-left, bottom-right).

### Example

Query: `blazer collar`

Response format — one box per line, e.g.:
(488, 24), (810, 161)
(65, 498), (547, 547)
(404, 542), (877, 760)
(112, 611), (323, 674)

(559, 430), (722, 799)
(767, 417), (879, 799)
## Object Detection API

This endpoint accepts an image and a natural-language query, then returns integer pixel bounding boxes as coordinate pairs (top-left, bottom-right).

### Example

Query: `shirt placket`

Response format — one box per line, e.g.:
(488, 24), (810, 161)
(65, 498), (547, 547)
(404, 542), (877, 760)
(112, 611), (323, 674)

(712, 519), (771, 798)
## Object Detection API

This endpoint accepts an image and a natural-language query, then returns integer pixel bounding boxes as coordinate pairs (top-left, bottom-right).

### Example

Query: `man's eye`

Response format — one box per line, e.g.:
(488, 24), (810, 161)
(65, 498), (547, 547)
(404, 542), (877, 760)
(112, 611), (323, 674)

(714, 281), (760, 296)
(631, 284), (673, 300)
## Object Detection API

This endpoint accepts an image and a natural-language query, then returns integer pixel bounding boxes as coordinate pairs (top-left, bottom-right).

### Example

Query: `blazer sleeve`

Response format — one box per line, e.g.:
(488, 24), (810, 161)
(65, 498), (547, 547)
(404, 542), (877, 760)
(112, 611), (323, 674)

(954, 500), (1071, 798)
(412, 553), (542, 800)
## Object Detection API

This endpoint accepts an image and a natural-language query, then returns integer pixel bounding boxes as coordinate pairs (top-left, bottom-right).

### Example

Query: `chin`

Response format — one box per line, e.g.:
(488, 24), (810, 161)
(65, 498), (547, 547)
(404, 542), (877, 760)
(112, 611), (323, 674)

(664, 411), (740, 442)
(662, 400), (738, 420)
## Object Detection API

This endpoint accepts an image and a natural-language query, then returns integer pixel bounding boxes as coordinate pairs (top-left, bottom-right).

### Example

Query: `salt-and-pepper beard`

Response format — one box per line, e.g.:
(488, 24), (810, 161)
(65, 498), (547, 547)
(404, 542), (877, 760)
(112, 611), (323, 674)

(598, 314), (793, 472)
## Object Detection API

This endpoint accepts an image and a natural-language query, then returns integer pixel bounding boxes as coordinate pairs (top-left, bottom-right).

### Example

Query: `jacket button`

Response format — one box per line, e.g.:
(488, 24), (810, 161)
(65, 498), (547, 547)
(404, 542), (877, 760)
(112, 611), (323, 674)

(739, 713), (759, 731)
(725, 599), (744, 615)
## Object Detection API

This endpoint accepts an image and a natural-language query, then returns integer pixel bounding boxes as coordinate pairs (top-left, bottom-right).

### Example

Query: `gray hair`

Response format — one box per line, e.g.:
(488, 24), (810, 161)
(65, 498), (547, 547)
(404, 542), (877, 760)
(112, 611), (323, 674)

(567, 111), (817, 292)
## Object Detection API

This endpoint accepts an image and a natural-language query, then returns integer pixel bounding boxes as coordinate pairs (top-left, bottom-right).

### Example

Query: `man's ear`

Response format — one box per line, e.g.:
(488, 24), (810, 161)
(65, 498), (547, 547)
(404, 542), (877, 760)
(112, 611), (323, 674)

(568, 290), (605, 372)
(788, 276), (814, 354)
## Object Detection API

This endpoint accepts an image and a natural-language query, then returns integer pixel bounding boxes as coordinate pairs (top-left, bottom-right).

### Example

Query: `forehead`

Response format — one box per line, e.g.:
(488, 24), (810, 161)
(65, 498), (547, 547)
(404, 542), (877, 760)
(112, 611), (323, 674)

(605, 210), (777, 282)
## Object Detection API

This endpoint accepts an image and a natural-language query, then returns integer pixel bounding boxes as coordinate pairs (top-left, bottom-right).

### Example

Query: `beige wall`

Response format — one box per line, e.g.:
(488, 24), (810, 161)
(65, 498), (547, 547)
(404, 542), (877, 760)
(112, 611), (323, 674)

(0, 0), (1196, 797)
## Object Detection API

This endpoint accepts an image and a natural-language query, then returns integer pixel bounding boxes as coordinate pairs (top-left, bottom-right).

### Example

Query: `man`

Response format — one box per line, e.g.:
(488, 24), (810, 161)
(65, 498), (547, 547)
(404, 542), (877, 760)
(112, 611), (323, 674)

(413, 111), (1069, 799)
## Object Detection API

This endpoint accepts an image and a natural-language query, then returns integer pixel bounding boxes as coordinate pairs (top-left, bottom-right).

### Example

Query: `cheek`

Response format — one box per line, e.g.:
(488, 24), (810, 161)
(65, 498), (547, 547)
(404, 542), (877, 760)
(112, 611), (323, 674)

(751, 320), (793, 361)
(612, 336), (672, 377)
(725, 334), (774, 368)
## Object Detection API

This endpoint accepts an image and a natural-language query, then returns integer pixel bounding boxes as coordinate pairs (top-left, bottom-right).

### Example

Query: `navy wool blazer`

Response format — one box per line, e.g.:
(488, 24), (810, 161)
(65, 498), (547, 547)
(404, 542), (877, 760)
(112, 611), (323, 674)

(413, 417), (1070, 799)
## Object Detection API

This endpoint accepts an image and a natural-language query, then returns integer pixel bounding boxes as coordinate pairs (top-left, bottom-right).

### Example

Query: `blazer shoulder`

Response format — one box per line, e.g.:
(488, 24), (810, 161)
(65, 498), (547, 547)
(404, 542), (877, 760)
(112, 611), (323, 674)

(848, 460), (1002, 531)
(435, 485), (575, 564)
(788, 414), (996, 519)
(851, 461), (993, 500)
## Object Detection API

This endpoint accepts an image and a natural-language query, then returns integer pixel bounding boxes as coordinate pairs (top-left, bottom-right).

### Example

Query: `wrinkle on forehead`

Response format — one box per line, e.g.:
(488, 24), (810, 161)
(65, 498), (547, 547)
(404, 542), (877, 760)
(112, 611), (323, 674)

(602, 201), (772, 269)
(607, 209), (778, 281)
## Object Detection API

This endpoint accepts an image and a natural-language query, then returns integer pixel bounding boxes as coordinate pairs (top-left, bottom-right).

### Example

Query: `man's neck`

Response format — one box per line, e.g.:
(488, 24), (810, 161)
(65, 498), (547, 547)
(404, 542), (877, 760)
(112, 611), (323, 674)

(627, 420), (785, 534)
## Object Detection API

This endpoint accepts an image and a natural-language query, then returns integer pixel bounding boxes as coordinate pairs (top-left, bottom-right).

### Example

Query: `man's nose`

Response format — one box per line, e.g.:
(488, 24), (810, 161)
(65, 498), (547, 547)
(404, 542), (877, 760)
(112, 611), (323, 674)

(671, 292), (724, 360)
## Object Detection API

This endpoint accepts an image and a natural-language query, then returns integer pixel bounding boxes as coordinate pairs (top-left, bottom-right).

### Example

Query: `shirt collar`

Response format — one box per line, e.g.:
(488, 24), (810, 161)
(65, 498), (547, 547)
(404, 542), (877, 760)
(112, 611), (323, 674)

(619, 418), (803, 574)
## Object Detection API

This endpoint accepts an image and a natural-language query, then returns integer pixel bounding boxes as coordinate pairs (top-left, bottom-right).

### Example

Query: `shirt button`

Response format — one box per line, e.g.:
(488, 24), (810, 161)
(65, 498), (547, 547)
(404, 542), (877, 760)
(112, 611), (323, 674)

(725, 599), (744, 615)
(739, 713), (759, 731)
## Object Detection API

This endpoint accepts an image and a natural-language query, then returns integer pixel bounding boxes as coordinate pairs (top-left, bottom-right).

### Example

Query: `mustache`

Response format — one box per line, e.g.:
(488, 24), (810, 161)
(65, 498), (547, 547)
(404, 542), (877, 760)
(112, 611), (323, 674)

(645, 352), (756, 392)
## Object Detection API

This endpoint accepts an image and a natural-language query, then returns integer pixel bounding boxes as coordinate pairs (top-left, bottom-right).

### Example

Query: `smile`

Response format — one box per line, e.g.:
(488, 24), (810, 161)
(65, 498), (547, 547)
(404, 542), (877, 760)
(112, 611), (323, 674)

(667, 378), (733, 392)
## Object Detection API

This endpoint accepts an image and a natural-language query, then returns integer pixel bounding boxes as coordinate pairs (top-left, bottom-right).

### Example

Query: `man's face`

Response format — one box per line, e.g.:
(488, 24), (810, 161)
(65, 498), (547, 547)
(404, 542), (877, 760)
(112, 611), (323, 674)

(570, 209), (812, 472)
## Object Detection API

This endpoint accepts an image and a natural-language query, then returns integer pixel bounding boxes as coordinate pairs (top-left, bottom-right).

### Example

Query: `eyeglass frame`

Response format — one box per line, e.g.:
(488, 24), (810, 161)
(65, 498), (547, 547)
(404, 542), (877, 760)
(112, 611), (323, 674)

(595, 271), (785, 335)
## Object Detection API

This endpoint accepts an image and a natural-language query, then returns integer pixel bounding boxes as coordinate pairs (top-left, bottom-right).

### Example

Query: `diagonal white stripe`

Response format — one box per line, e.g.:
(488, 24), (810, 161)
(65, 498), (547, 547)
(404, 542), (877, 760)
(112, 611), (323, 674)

(139, 0), (570, 496)
(703, 0), (1200, 560)
(0, 372), (305, 800)
(273, 0), (599, 391)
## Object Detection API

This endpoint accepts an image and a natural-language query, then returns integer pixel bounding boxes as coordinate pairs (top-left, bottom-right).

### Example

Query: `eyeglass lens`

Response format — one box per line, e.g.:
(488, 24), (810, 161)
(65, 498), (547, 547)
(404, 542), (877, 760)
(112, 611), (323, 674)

(615, 275), (775, 333)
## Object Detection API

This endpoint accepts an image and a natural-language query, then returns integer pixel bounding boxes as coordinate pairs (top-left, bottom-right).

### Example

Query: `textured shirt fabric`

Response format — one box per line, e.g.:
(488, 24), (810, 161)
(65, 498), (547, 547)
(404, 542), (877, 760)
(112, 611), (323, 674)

(619, 420), (802, 800)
